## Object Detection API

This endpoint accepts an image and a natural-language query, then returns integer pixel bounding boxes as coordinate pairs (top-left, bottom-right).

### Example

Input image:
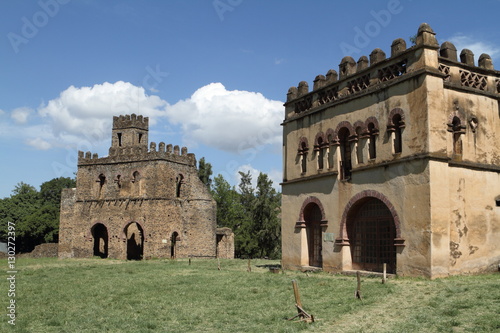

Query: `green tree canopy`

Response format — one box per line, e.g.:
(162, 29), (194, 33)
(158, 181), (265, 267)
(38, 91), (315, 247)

(198, 157), (213, 189)
(212, 171), (281, 259)
(0, 177), (75, 252)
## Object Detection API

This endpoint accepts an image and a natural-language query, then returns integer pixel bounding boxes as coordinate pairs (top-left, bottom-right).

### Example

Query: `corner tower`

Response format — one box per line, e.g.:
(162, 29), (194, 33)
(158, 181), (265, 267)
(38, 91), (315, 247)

(111, 113), (149, 148)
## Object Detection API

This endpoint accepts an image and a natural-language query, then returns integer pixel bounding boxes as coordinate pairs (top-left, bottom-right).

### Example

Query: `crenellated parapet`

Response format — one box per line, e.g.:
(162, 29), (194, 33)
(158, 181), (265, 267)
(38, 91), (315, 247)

(112, 113), (149, 130)
(78, 142), (196, 167)
(284, 23), (499, 121)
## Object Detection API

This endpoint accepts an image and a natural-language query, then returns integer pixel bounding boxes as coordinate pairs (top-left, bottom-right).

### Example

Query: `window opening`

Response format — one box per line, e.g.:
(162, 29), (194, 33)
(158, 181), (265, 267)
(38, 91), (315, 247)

(299, 141), (308, 174)
(317, 137), (324, 170)
(176, 174), (184, 197)
(117, 133), (122, 147)
(392, 114), (402, 154)
(368, 123), (377, 159)
(339, 128), (352, 180)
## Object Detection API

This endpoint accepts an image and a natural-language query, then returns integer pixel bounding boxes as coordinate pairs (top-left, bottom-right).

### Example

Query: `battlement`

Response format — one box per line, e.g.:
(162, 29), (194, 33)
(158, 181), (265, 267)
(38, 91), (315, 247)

(78, 143), (196, 166)
(113, 113), (149, 130)
(78, 142), (196, 167)
(284, 23), (499, 121)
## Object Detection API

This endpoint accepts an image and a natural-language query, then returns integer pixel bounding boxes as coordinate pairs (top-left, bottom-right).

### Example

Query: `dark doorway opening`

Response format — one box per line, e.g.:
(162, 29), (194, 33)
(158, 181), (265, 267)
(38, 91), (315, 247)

(92, 223), (108, 258)
(170, 232), (179, 259)
(347, 198), (396, 273)
(304, 203), (323, 267)
(125, 222), (144, 260)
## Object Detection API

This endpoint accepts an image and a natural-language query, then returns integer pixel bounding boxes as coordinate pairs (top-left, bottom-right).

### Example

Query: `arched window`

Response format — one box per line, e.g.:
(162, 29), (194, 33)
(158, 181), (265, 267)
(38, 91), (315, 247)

(316, 137), (324, 170)
(97, 174), (106, 197)
(132, 171), (140, 183)
(176, 174), (184, 197)
(355, 126), (364, 164)
(114, 174), (122, 188)
(327, 133), (335, 169)
(391, 114), (403, 154)
(368, 122), (378, 159)
(298, 139), (309, 174)
(451, 116), (464, 156)
(338, 128), (352, 180)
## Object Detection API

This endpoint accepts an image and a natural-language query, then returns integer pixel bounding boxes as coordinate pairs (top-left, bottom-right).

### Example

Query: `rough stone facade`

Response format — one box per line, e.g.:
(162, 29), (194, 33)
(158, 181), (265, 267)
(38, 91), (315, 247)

(281, 23), (500, 278)
(59, 114), (234, 260)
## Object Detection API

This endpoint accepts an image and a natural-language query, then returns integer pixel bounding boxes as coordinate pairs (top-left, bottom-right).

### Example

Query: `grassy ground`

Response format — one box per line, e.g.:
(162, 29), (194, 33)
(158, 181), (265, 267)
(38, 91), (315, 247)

(0, 258), (499, 332)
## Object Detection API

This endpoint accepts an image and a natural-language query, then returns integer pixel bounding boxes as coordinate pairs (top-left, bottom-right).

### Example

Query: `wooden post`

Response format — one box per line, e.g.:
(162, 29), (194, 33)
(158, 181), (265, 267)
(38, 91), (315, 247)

(355, 271), (362, 300)
(288, 280), (314, 322)
(292, 280), (302, 308)
(382, 263), (387, 284)
(247, 259), (251, 272)
(188, 258), (191, 266)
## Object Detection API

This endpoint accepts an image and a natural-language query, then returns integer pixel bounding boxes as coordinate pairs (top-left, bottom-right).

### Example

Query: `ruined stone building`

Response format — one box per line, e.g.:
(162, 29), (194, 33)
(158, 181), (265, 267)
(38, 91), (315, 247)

(59, 114), (234, 260)
(281, 23), (500, 278)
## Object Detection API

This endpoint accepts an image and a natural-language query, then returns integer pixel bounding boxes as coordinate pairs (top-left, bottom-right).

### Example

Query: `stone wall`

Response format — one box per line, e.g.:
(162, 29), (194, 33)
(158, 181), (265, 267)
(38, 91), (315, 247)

(59, 114), (233, 260)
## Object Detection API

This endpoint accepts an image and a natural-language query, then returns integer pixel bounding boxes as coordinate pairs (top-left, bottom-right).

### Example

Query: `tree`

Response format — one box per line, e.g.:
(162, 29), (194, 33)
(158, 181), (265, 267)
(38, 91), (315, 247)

(212, 171), (282, 259)
(0, 177), (76, 252)
(198, 157), (213, 189)
(0, 183), (41, 251)
(254, 173), (281, 258)
(211, 174), (256, 258)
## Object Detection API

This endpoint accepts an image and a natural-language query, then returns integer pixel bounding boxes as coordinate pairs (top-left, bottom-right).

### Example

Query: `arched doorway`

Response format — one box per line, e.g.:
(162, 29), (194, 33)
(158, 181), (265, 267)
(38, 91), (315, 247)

(304, 203), (323, 267)
(91, 223), (108, 258)
(346, 198), (396, 273)
(170, 232), (179, 259)
(125, 222), (144, 260)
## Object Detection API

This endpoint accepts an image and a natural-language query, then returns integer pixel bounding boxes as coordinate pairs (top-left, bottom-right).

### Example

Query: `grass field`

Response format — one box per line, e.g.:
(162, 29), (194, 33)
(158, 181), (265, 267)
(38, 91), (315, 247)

(1, 258), (499, 332)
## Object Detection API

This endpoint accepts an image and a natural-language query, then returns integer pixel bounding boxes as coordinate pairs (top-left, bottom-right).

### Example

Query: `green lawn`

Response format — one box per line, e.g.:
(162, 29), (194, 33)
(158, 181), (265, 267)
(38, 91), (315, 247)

(1, 258), (499, 332)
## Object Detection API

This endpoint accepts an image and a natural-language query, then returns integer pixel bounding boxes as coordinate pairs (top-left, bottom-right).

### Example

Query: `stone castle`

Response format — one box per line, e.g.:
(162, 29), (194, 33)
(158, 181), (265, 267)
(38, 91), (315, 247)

(59, 114), (234, 260)
(281, 23), (500, 278)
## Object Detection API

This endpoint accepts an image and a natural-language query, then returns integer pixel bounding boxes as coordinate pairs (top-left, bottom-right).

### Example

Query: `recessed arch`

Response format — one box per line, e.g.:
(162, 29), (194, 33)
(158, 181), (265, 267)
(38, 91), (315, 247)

(339, 190), (402, 240)
(171, 231), (180, 258)
(335, 121), (355, 137)
(297, 197), (327, 268)
(91, 223), (108, 258)
(387, 108), (406, 126)
(297, 196), (327, 224)
(124, 222), (144, 260)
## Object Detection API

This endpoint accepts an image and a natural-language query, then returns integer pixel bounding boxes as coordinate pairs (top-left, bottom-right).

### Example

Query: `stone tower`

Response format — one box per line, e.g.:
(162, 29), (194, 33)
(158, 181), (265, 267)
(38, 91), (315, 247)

(111, 114), (148, 148)
(59, 114), (234, 260)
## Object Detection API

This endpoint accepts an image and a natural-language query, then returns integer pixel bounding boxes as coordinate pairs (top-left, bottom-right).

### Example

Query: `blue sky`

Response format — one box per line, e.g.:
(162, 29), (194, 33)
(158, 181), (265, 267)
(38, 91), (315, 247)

(1, 0), (499, 198)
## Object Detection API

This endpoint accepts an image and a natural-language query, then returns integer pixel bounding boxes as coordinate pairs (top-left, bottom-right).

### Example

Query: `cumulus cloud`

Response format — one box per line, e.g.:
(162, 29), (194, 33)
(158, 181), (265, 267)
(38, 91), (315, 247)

(165, 83), (283, 153)
(11, 107), (33, 124)
(26, 138), (51, 150)
(447, 34), (500, 61)
(37, 81), (168, 147)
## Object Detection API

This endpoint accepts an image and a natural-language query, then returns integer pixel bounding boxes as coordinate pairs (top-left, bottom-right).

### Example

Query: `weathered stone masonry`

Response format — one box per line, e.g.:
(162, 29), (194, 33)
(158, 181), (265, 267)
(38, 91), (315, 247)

(59, 114), (234, 260)
(281, 23), (500, 278)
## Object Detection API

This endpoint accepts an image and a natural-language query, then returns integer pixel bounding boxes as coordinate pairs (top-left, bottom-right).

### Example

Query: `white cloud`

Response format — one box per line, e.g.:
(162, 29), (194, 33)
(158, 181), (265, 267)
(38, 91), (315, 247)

(447, 34), (500, 61)
(11, 107), (33, 124)
(37, 81), (168, 147)
(165, 83), (283, 153)
(26, 138), (51, 150)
